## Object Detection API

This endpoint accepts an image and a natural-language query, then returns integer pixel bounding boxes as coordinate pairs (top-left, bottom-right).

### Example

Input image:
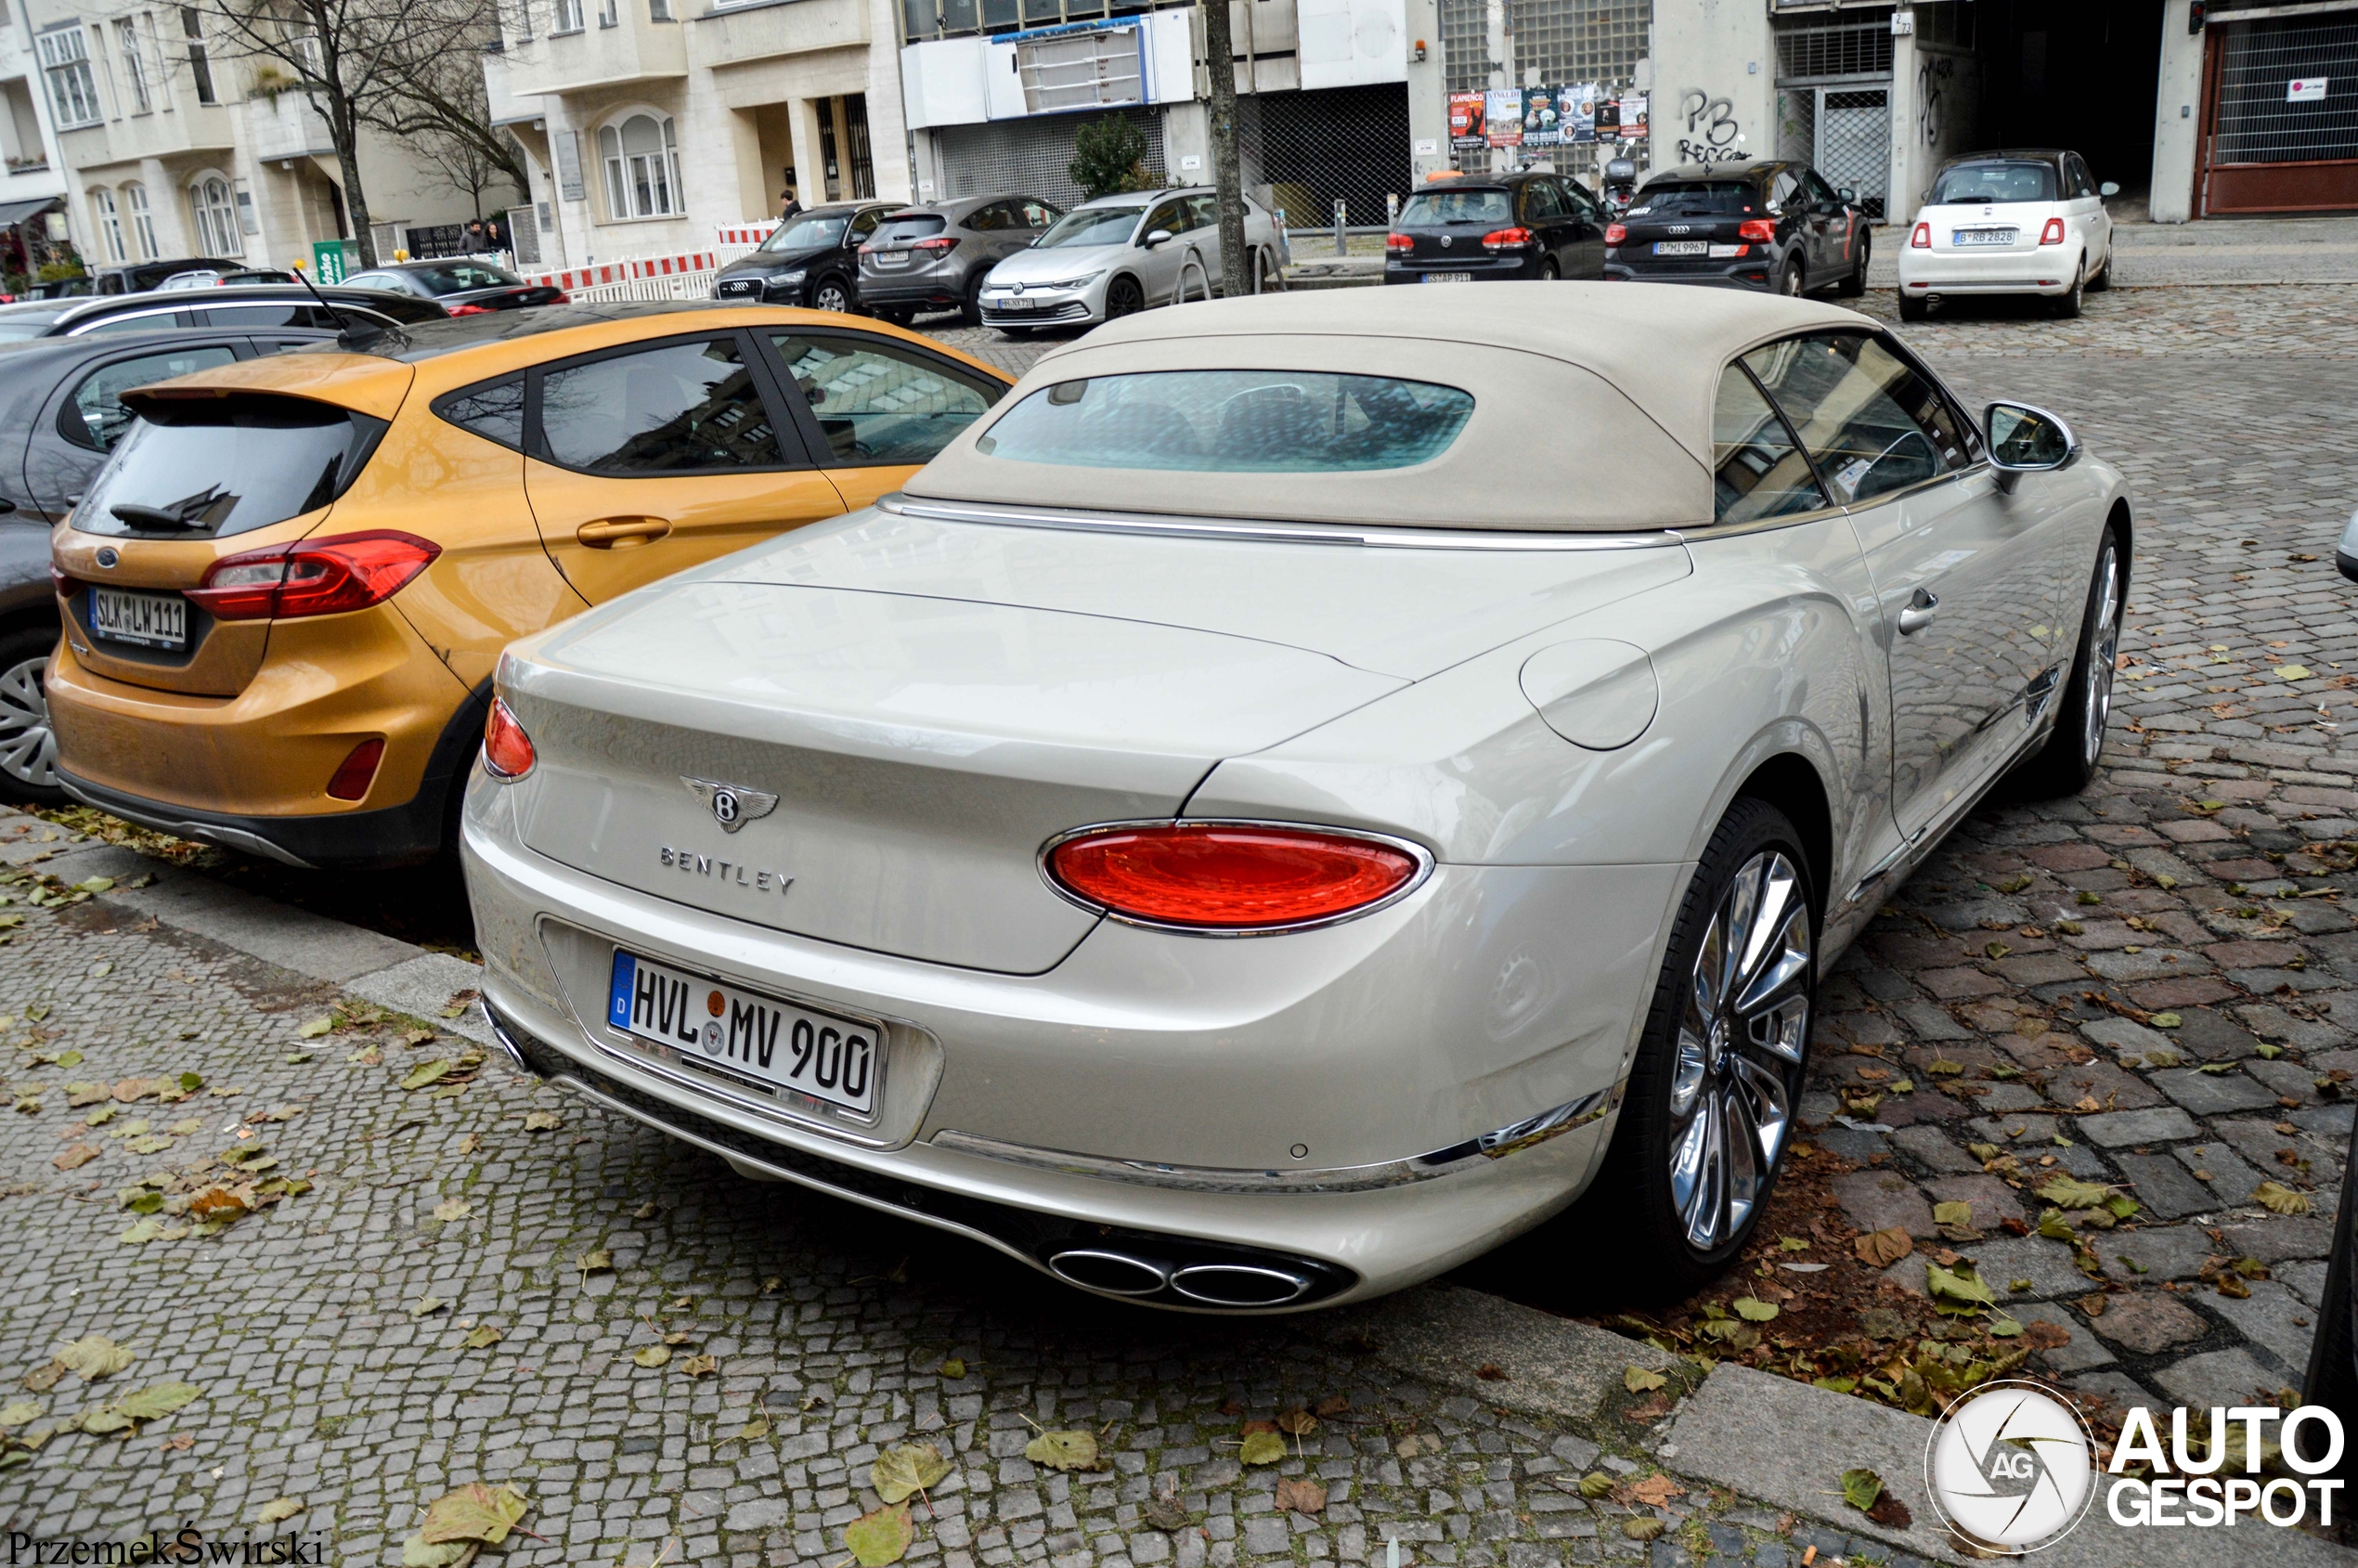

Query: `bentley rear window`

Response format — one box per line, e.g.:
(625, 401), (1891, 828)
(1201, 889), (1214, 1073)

(973, 371), (1474, 473)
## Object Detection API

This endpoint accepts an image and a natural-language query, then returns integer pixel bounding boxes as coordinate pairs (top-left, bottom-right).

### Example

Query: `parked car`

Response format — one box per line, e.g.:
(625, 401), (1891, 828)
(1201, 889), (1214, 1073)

(1898, 149), (2118, 321)
(90, 258), (246, 294)
(1384, 172), (1612, 285)
(1604, 160), (1870, 298)
(978, 188), (1282, 332)
(340, 258), (568, 315)
(0, 328), (342, 802)
(712, 203), (900, 315)
(0, 285), (448, 343)
(857, 194), (1063, 327)
(460, 284), (2128, 1312)
(2301, 1108), (2357, 1490)
(43, 302), (1013, 868)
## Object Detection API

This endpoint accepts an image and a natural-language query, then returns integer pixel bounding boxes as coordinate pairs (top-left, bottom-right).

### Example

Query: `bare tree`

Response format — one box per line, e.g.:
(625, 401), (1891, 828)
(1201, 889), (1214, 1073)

(164, 0), (500, 266)
(364, 44), (527, 215)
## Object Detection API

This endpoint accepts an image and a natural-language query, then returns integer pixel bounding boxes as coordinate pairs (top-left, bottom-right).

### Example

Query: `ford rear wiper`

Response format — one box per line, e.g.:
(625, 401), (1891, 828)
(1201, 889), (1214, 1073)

(111, 486), (229, 530)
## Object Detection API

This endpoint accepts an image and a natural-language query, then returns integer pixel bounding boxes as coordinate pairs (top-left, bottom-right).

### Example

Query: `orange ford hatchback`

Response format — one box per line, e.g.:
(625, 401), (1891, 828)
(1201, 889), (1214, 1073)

(45, 303), (1011, 866)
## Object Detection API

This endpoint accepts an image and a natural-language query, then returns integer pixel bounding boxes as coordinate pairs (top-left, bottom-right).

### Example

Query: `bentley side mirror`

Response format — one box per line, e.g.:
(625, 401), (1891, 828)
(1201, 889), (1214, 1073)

(2337, 509), (2358, 584)
(1142, 229), (1174, 248)
(1985, 400), (2078, 494)
(2100, 181), (2121, 197)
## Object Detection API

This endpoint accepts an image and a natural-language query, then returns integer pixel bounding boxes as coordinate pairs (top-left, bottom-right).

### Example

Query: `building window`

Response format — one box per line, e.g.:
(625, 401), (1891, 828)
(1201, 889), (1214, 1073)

(37, 28), (103, 130)
(115, 20), (150, 113)
(182, 8), (215, 104)
(598, 0), (617, 24)
(649, 0), (672, 19)
(188, 174), (241, 255)
(599, 111), (681, 220)
(123, 182), (157, 258)
(91, 186), (123, 262)
(553, 0), (584, 32)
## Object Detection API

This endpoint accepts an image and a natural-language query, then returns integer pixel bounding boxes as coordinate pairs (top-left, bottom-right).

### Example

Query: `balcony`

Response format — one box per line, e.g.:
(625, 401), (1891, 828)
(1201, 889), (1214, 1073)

(246, 90), (335, 162)
(484, 47), (543, 126)
(58, 100), (239, 172)
(691, 0), (870, 67)
(500, 13), (688, 97)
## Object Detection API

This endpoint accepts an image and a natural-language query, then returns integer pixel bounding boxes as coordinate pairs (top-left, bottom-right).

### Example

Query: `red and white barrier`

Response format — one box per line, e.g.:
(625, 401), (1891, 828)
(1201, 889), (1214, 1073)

(514, 249), (723, 303)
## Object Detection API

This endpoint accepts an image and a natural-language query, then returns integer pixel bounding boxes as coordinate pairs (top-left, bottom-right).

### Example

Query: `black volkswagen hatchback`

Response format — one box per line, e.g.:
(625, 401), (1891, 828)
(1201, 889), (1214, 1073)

(1604, 160), (1870, 297)
(1383, 173), (1611, 285)
(711, 202), (900, 313)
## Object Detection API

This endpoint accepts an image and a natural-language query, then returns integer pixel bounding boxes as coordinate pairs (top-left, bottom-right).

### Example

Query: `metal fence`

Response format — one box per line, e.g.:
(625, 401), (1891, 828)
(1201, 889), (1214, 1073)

(1240, 83), (1412, 236)
(2215, 17), (2358, 163)
(931, 107), (1169, 210)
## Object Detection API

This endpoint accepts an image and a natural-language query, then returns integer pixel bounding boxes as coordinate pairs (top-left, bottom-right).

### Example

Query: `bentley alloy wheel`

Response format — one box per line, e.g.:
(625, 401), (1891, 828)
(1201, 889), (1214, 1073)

(1665, 848), (1810, 1250)
(2079, 535), (2122, 771)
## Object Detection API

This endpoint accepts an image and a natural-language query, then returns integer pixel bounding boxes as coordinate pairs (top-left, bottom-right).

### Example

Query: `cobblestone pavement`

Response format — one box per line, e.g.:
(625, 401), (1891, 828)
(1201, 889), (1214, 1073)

(4, 282), (2358, 1565)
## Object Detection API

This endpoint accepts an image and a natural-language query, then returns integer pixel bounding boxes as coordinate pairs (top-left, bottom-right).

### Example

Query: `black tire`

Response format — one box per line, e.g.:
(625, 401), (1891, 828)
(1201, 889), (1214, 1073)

(1538, 257), (1561, 281)
(1777, 259), (1804, 297)
(1558, 797), (1818, 1302)
(2300, 1118), (2358, 1498)
(959, 274), (987, 328)
(2009, 525), (2124, 798)
(1104, 275), (1146, 318)
(2050, 260), (2085, 318)
(1838, 232), (1869, 298)
(811, 276), (853, 313)
(1898, 292), (1928, 322)
(1257, 247), (1285, 293)
(0, 622), (64, 806)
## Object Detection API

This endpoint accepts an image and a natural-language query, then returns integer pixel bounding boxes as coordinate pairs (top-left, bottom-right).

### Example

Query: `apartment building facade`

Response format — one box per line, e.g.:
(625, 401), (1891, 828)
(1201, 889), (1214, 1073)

(0, 3), (72, 279)
(30, 0), (515, 277)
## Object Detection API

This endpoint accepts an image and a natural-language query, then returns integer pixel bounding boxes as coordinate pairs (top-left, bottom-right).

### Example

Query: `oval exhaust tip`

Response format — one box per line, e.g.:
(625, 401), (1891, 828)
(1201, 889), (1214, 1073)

(1169, 1263), (1313, 1307)
(1047, 1249), (1170, 1297)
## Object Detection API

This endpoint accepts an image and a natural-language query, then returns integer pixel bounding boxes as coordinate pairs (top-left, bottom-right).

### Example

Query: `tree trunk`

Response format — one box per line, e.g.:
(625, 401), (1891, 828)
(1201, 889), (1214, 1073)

(1200, 0), (1250, 294)
(330, 103), (379, 266)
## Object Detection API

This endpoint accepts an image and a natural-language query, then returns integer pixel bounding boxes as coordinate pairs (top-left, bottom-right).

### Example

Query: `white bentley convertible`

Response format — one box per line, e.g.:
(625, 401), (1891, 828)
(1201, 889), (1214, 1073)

(460, 286), (2129, 1311)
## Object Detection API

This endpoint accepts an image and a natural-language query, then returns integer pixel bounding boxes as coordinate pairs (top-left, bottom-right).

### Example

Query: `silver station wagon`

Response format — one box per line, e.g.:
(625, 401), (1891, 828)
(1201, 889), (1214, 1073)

(461, 286), (2129, 1312)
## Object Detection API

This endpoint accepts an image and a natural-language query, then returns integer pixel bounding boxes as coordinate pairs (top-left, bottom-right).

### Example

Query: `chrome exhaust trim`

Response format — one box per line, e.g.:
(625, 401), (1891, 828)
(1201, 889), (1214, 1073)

(1170, 1263), (1315, 1307)
(1045, 1249), (1172, 1297)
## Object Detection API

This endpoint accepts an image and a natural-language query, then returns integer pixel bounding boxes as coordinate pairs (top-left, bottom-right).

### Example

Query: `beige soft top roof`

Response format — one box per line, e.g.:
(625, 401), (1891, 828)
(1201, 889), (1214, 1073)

(905, 282), (1873, 532)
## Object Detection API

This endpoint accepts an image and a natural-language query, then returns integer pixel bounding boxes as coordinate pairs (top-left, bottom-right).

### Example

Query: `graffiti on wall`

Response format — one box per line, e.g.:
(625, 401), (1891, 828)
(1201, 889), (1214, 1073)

(1677, 90), (1747, 164)
(1917, 55), (1954, 147)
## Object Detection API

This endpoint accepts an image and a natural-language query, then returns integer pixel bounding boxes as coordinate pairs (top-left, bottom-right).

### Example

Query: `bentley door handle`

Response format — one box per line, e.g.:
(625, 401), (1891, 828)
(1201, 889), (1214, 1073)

(1896, 588), (1940, 636)
(576, 516), (672, 549)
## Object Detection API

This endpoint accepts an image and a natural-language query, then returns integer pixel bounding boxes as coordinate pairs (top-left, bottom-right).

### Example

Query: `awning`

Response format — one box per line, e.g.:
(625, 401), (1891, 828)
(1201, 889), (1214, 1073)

(0, 196), (62, 228)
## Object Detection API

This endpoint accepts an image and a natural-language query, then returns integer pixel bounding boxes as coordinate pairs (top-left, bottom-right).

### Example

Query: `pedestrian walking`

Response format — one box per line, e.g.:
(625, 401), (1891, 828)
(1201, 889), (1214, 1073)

(779, 187), (804, 223)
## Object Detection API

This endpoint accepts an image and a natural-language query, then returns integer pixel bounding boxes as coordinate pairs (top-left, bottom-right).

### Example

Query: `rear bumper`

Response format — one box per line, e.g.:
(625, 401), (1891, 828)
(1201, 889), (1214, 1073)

(45, 614), (484, 867)
(460, 784), (1664, 1308)
(1897, 248), (2078, 294)
(1602, 255), (1780, 289)
(857, 271), (967, 306)
(1382, 256), (1546, 283)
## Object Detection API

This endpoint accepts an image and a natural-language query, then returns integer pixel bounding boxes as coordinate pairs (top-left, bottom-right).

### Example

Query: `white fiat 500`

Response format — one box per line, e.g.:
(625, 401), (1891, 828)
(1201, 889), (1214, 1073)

(460, 287), (2130, 1312)
(1898, 149), (2118, 320)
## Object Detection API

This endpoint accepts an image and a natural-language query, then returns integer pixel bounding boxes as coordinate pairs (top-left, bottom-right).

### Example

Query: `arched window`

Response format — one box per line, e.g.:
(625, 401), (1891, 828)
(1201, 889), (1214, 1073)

(122, 183), (157, 260)
(188, 174), (241, 256)
(598, 111), (681, 220)
(90, 187), (123, 263)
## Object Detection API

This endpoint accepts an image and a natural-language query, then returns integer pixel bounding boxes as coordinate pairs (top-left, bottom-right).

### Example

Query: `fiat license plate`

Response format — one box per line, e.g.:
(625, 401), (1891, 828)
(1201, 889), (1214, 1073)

(1652, 240), (1709, 256)
(1954, 228), (2017, 246)
(88, 587), (186, 651)
(607, 950), (879, 1115)
(1421, 272), (1472, 283)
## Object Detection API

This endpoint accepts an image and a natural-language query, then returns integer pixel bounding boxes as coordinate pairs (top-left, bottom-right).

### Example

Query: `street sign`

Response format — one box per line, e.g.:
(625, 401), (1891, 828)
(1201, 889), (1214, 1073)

(310, 239), (355, 283)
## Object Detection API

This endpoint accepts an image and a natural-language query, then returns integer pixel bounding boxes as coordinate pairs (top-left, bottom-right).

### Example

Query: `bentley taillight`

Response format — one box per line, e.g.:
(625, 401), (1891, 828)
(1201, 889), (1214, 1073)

(1044, 823), (1426, 931)
(482, 698), (535, 780)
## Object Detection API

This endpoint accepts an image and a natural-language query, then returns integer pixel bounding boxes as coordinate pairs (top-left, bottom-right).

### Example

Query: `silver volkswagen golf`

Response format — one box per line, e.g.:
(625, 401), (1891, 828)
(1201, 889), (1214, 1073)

(462, 286), (2129, 1312)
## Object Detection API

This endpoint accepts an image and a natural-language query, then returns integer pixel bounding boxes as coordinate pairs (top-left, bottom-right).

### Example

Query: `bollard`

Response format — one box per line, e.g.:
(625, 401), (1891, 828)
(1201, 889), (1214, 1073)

(1333, 199), (1347, 256)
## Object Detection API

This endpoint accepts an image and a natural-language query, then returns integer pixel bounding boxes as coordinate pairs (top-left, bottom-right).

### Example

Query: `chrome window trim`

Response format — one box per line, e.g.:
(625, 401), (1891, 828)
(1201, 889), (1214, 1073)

(931, 1086), (1620, 1195)
(879, 493), (1682, 553)
(1036, 817), (1437, 939)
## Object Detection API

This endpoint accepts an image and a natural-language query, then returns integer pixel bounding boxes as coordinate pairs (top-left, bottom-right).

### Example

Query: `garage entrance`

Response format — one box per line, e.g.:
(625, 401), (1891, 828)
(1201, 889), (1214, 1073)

(2197, 10), (2358, 215)
(1966, 0), (2165, 201)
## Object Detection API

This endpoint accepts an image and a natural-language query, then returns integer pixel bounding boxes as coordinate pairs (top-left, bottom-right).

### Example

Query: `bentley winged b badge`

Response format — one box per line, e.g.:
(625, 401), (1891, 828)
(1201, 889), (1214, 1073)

(680, 777), (779, 834)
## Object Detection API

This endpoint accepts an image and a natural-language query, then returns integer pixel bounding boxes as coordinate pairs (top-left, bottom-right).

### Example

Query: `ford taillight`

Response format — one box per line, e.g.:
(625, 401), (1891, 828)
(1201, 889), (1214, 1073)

(1044, 823), (1426, 931)
(186, 530), (440, 621)
(1481, 227), (1535, 252)
(2040, 217), (2066, 245)
(326, 738), (385, 800)
(1911, 222), (1932, 248)
(482, 697), (535, 780)
(1738, 219), (1777, 242)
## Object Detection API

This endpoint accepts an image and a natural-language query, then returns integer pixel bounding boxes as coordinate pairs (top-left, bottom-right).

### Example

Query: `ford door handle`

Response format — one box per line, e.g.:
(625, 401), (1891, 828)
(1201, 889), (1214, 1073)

(576, 516), (672, 549)
(1897, 589), (1940, 636)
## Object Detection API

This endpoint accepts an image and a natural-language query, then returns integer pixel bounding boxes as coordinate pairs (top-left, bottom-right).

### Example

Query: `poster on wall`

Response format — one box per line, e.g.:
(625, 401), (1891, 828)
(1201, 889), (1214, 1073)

(1449, 89), (1488, 150)
(1521, 86), (1563, 146)
(1563, 83), (1600, 143)
(1484, 87), (1523, 147)
(1617, 94), (1649, 139)
(1595, 97), (1620, 139)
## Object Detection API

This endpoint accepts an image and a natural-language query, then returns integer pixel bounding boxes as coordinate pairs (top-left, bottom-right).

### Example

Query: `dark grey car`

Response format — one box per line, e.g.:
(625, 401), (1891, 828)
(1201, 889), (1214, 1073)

(0, 327), (338, 802)
(857, 194), (1063, 326)
(0, 284), (447, 343)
